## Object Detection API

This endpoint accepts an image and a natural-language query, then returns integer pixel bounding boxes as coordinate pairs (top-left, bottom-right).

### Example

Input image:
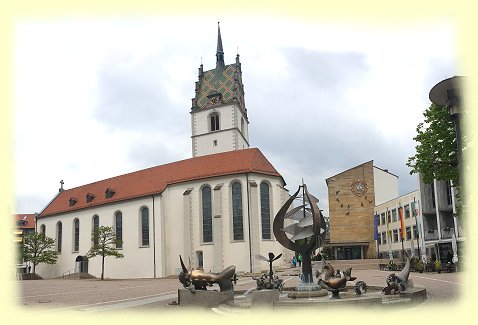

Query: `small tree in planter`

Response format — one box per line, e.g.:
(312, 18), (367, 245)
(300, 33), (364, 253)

(434, 260), (442, 273)
(86, 226), (124, 280)
(388, 260), (398, 271)
(410, 256), (419, 272)
(416, 260), (424, 273)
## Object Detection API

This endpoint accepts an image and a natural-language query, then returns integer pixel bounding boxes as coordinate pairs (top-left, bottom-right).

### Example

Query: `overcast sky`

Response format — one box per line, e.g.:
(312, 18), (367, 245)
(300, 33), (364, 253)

(13, 16), (457, 217)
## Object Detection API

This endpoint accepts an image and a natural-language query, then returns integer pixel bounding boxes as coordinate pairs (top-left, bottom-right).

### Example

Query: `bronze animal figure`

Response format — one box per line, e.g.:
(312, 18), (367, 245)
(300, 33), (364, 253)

(382, 253), (411, 295)
(178, 255), (236, 292)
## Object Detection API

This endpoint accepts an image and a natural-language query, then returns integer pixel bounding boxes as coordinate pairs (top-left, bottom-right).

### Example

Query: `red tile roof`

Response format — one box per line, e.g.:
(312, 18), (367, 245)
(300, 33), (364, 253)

(39, 148), (284, 218)
(15, 214), (36, 229)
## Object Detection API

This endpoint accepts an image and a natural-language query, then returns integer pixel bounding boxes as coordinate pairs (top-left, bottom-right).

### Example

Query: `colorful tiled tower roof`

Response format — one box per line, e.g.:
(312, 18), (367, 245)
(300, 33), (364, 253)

(191, 23), (246, 115)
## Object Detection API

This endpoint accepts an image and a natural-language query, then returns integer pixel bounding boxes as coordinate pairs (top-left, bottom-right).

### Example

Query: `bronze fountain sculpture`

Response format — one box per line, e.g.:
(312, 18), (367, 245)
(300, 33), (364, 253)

(273, 183), (326, 284)
(253, 252), (284, 291)
(382, 253), (412, 295)
(178, 255), (237, 292)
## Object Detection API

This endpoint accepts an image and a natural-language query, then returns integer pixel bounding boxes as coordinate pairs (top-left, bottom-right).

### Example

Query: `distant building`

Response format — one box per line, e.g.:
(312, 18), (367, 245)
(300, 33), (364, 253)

(375, 191), (422, 259)
(14, 213), (36, 272)
(418, 175), (464, 263)
(325, 161), (398, 259)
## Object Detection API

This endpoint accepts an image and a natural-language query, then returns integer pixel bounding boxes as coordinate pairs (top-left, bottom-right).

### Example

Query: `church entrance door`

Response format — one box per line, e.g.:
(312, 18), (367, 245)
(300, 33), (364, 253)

(75, 255), (89, 274)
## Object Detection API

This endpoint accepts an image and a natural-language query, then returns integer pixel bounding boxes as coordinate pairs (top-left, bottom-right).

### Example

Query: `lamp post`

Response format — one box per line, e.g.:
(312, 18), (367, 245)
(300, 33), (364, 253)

(429, 76), (464, 188)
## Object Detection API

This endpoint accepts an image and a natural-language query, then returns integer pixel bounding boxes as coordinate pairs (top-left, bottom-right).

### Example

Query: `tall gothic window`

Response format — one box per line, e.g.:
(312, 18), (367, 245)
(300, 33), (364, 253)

(232, 182), (244, 241)
(73, 218), (80, 252)
(202, 186), (213, 243)
(210, 113), (220, 131)
(141, 207), (149, 246)
(92, 215), (99, 247)
(56, 222), (62, 253)
(115, 211), (123, 249)
(40, 224), (46, 237)
(260, 182), (271, 240)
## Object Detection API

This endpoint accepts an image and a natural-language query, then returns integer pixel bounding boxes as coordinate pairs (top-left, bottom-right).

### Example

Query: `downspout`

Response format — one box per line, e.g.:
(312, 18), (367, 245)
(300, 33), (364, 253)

(246, 173), (252, 273)
(152, 195), (156, 278)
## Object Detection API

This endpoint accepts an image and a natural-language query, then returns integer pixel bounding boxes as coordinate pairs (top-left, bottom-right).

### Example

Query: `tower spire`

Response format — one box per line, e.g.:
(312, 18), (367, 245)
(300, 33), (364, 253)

(216, 22), (225, 69)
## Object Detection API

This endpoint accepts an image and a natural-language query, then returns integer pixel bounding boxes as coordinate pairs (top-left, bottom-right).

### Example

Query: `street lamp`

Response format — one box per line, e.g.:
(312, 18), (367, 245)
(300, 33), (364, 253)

(429, 76), (464, 187)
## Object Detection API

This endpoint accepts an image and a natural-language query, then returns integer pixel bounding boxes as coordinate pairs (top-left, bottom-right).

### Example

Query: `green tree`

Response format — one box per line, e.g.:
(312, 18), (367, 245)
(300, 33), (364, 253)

(407, 103), (462, 215)
(407, 103), (459, 185)
(86, 226), (124, 280)
(22, 232), (58, 278)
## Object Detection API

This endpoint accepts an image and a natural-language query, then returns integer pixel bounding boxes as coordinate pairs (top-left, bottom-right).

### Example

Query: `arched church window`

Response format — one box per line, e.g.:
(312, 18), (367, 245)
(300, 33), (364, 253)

(232, 182), (244, 241)
(241, 118), (245, 135)
(115, 211), (123, 249)
(73, 218), (80, 252)
(92, 215), (99, 247)
(140, 207), (149, 246)
(202, 186), (213, 243)
(260, 182), (271, 240)
(210, 113), (220, 132)
(56, 222), (62, 253)
(40, 224), (46, 237)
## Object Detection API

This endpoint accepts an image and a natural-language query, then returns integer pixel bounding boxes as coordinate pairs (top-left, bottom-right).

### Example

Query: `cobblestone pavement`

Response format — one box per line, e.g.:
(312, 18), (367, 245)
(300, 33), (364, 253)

(16, 266), (464, 314)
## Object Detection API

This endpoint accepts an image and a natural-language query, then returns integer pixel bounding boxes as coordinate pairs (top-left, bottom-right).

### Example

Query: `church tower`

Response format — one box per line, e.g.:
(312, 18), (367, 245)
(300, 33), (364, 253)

(190, 23), (249, 157)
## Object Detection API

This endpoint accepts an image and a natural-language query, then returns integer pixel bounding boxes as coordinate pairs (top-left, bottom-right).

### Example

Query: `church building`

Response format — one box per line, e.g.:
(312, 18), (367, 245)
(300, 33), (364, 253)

(36, 25), (289, 279)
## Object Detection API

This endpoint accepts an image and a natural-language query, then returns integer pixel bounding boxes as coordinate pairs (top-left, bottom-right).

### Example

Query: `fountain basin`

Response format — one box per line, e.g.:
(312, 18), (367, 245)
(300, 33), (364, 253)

(230, 285), (426, 310)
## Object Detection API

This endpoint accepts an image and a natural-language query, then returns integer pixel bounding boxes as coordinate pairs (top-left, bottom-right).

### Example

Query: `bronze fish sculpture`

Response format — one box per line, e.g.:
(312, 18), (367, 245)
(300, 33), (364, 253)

(178, 255), (236, 292)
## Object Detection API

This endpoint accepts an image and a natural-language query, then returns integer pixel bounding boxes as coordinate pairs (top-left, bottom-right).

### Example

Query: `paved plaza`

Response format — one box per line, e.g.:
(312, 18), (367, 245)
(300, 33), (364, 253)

(15, 264), (464, 314)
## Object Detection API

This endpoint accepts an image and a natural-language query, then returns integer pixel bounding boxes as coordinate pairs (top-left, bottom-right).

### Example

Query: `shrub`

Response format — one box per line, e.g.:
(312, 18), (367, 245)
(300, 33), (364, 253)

(416, 260), (424, 272)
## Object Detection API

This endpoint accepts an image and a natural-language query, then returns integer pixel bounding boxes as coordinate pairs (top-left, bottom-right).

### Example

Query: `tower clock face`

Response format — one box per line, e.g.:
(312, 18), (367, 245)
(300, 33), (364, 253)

(351, 180), (368, 197)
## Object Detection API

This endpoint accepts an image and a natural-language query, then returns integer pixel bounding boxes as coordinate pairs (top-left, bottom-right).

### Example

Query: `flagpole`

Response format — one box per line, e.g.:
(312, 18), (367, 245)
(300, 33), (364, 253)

(399, 205), (405, 259)
(413, 197), (421, 257)
(374, 212), (379, 259)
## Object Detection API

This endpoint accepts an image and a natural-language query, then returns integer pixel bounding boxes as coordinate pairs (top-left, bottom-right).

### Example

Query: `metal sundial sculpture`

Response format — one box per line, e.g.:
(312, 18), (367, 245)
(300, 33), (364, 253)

(273, 181), (326, 284)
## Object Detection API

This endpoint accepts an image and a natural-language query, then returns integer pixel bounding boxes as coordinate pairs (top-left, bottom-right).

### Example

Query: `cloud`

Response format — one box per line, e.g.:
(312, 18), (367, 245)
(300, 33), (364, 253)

(94, 53), (184, 132)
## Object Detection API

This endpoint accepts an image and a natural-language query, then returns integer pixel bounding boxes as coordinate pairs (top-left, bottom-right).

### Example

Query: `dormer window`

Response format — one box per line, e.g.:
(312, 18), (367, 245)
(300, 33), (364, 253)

(86, 193), (95, 203)
(69, 197), (78, 207)
(105, 188), (115, 199)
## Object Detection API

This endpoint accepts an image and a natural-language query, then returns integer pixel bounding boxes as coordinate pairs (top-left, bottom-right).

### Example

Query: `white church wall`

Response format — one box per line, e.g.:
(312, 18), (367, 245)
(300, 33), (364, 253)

(161, 173), (287, 276)
(36, 172), (287, 279)
(36, 196), (157, 279)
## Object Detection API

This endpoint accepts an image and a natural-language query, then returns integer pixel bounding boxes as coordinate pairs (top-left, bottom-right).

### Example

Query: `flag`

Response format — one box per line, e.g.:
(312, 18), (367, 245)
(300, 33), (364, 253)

(412, 201), (420, 237)
(374, 214), (379, 240)
(398, 206), (405, 240)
